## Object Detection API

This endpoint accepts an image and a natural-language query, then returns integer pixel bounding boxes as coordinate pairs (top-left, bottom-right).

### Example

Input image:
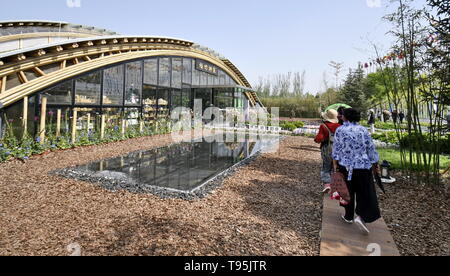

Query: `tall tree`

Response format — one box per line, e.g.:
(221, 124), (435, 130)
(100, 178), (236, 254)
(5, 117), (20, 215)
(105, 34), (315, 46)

(339, 67), (369, 113)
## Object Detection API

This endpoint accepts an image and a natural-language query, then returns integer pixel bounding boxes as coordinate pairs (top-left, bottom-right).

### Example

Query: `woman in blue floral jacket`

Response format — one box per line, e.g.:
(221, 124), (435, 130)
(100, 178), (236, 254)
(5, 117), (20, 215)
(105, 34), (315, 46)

(332, 108), (381, 235)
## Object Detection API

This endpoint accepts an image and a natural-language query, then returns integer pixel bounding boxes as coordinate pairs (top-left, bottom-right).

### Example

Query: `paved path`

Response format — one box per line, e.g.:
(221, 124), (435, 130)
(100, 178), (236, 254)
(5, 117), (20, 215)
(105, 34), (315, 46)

(320, 195), (400, 256)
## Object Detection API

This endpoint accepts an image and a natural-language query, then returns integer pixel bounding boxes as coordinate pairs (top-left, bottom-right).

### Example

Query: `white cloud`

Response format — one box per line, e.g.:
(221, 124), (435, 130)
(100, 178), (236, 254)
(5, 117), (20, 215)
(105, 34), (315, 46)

(67, 0), (82, 8)
(366, 0), (382, 8)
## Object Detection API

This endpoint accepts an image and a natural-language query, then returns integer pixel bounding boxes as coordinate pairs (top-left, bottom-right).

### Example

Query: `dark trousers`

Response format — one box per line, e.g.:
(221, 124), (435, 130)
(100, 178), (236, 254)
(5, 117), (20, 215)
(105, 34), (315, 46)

(339, 165), (381, 223)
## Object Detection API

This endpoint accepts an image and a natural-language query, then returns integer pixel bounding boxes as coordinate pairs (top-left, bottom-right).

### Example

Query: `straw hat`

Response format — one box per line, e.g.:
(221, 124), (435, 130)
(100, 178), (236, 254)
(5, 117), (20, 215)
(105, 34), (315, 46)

(321, 109), (339, 123)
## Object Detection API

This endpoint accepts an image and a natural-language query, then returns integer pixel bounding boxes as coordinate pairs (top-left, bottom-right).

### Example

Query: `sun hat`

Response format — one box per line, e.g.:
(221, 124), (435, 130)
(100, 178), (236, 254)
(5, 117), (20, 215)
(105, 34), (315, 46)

(321, 109), (339, 124)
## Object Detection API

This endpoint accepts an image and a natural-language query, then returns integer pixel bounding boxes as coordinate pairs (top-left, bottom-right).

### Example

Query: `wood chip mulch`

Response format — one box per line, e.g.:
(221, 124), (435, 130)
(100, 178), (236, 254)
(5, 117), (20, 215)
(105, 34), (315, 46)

(378, 174), (450, 256)
(0, 135), (324, 256)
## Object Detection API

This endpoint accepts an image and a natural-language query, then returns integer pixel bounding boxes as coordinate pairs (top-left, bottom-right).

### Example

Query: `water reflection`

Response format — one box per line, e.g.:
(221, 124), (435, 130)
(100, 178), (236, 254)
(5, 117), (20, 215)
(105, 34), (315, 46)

(76, 134), (278, 192)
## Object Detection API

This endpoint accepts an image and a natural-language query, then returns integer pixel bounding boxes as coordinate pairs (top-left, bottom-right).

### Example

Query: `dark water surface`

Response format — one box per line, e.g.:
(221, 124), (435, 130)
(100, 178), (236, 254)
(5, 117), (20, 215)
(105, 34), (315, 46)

(71, 134), (279, 193)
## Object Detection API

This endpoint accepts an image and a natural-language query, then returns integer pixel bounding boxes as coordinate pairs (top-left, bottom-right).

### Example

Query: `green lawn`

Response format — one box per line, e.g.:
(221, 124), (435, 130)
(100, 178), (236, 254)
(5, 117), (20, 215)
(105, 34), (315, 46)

(377, 147), (450, 171)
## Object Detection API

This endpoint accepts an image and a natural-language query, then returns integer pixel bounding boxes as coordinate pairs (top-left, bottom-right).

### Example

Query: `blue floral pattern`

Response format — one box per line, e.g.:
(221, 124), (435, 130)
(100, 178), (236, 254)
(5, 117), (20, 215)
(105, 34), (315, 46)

(332, 122), (379, 180)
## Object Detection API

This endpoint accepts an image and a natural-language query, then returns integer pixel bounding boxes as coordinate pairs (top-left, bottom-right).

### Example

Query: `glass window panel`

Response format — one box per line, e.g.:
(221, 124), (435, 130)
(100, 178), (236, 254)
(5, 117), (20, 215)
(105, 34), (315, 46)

(207, 74), (214, 87)
(219, 70), (226, 85)
(214, 88), (234, 109)
(26, 95), (37, 137)
(157, 89), (170, 118)
(44, 106), (71, 136)
(200, 71), (208, 86)
(171, 58), (182, 89)
(159, 58), (171, 87)
(103, 65), (124, 106)
(75, 108), (101, 132)
(142, 85), (158, 124)
(181, 87), (191, 108)
(171, 89), (182, 109)
(75, 72), (101, 105)
(46, 80), (73, 105)
(125, 61), (143, 106)
(104, 108), (122, 131)
(144, 59), (158, 85)
(194, 88), (212, 111)
(125, 108), (140, 126)
(2, 99), (24, 139)
(192, 59), (200, 86)
(182, 58), (192, 84)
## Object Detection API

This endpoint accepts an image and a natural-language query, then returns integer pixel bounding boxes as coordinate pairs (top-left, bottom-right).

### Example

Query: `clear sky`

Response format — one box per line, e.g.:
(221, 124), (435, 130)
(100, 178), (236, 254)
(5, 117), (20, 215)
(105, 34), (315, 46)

(1, 0), (428, 94)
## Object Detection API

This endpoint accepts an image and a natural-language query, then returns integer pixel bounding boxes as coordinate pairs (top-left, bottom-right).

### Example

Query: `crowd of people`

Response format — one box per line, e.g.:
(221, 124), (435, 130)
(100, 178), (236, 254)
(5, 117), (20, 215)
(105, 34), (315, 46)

(314, 107), (381, 235)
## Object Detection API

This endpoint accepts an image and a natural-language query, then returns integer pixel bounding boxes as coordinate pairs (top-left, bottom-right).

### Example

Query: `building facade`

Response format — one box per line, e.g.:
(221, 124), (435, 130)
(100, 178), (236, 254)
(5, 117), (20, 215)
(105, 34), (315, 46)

(0, 20), (261, 139)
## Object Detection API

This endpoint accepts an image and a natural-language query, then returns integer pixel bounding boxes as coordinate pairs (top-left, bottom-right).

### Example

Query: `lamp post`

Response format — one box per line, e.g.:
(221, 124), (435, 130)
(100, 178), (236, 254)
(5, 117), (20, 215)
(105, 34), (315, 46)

(381, 160), (391, 179)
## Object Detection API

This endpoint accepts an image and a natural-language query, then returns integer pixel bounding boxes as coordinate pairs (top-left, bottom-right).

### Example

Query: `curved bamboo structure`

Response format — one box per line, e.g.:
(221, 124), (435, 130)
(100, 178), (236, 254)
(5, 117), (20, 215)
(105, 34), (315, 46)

(0, 27), (260, 107)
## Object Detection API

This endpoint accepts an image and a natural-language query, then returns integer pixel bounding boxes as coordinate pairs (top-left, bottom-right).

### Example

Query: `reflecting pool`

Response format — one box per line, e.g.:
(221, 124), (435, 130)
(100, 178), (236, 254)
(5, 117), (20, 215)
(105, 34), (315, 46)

(69, 134), (279, 194)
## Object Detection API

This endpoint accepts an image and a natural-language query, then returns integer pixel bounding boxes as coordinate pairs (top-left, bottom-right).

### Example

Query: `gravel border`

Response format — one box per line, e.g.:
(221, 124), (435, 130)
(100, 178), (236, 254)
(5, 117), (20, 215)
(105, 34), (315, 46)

(0, 135), (322, 256)
(52, 152), (263, 201)
(52, 135), (285, 201)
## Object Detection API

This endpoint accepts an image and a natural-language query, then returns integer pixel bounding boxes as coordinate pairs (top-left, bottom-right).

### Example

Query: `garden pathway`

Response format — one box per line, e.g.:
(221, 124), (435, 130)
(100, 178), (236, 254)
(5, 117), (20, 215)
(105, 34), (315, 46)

(320, 195), (400, 256)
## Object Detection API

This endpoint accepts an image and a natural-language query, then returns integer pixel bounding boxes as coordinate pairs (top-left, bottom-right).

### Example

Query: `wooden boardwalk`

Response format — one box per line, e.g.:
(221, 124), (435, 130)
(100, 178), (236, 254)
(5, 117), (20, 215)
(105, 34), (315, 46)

(320, 195), (400, 256)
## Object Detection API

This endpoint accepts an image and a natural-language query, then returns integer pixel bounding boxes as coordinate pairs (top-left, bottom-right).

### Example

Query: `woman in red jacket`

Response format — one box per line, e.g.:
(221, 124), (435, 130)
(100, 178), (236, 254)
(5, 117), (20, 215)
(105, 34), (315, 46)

(314, 109), (341, 193)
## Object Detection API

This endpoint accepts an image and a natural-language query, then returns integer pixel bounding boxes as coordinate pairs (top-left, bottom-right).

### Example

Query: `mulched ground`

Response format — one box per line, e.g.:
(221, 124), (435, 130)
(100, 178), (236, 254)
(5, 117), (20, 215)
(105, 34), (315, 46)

(379, 174), (450, 256)
(0, 135), (324, 256)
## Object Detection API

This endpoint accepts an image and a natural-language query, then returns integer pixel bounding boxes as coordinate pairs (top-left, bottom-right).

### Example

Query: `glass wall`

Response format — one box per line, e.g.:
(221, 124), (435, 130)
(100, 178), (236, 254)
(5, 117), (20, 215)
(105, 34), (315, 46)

(0, 56), (248, 139)
(144, 59), (158, 85)
(159, 58), (171, 87)
(214, 88), (234, 109)
(103, 64), (124, 106)
(46, 80), (73, 105)
(125, 61), (142, 106)
(75, 72), (101, 105)
(171, 57), (182, 89)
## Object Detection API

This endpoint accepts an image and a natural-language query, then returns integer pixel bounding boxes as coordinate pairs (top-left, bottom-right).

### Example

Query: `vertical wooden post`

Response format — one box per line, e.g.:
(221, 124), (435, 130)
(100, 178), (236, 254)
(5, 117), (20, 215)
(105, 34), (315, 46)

(100, 114), (105, 140)
(71, 109), (78, 144)
(39, 97), (47, 144)
(1, 76), (6, 93)
(56, 109), (61, 137)
(139, 120), (144, 133)
(87, 113), (91, 130)
(121, 119), (126, 137)
(22, 96), (28, 137)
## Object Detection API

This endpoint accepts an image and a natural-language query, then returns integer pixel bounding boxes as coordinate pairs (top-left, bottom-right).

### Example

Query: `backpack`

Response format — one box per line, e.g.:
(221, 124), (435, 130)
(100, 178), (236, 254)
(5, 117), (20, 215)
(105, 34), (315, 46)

(323, 123), (335, 144)
(322, 123), (335, 154)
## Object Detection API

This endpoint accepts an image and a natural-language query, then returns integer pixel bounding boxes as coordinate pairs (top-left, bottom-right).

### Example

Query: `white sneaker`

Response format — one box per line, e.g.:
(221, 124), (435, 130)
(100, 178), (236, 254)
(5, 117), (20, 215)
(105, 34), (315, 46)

(322, 184), (331, 194)
(341, 215), (353, 224)
(355, 216), (370, 235)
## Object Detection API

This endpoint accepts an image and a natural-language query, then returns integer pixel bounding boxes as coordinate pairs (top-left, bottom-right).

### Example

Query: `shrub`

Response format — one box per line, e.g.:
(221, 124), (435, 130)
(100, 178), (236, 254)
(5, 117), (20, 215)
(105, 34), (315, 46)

(280, 121), (305, 131)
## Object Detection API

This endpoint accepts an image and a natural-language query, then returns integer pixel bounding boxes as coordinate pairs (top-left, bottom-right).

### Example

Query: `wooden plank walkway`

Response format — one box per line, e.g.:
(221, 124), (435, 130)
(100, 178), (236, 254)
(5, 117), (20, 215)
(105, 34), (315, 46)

(320, 195), (400, 256)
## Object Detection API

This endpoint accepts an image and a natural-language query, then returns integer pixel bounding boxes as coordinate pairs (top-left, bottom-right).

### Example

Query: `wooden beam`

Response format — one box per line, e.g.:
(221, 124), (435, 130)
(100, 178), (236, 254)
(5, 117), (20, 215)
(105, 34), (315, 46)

(121, 119), (126, 137)
(22, 96), (28, 136)
(60, 60), (67, 69)
(83, 55), (91, 61)
(73, 58), (79, 65)
(39, 97), (47, 144)
(18, 71), (28, 84)
(0, 76), (6, 93)
(71, 109), (78, 144)
(32, 66), (46, 76)
(86, 113), (91, 130)
(56, 109), (61, 137)
(100, 114), (105, 140)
